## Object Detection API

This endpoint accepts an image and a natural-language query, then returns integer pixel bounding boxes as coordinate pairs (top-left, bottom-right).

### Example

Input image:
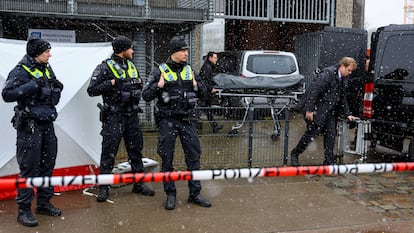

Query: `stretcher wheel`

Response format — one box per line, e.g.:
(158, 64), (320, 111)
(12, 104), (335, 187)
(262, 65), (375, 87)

(270, 133), (279, 141)
(228, 129), (239, 135)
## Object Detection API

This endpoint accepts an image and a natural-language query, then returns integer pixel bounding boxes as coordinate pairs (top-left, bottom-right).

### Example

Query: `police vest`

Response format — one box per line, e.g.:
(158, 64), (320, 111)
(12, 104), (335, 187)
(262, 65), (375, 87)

(21, 64), (51, 79)
(106, 59), (139, 79)
(159, 63), (193, 81)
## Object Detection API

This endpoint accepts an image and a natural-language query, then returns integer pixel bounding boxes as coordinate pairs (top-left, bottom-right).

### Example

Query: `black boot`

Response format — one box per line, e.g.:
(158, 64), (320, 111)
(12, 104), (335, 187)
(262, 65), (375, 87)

(96, 186), (109, 202)
(36, 203), (62, 216)
(290, 150), (299, 166)
(17, 208), (38, 227)
(132, 183), (155, 196)
(165, 195), (176, 210)
(188, 194), (212, 207)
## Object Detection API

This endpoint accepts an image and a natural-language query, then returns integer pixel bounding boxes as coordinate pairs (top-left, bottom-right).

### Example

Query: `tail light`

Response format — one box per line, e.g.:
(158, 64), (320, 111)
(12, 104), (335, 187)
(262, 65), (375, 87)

(363, 83), (374, 118)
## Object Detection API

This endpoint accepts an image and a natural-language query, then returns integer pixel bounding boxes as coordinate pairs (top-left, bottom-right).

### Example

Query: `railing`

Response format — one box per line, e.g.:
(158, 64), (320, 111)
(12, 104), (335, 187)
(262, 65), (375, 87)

(0, 0), (214, 22)
(120, 105), (292, 169)
(214, 0), (333, 24)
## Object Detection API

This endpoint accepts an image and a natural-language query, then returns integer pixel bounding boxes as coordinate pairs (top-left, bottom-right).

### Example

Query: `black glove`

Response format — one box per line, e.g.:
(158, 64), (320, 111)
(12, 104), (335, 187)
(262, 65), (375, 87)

(50, 79), (64, 90)
(35, 78), (47, 88)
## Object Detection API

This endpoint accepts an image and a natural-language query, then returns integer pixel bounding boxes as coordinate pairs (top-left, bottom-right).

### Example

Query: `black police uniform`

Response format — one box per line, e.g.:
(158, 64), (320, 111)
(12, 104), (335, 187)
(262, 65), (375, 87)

(87, 54), (152, 197)
(2, 52), (63, 225)
(142, 56), (209, 205)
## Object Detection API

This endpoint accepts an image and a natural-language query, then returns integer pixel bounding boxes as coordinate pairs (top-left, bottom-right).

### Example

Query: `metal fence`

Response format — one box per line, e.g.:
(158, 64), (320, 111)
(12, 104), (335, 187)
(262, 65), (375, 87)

(118, 105), (291, 169)
(214, 0), (334, 23)
(0, 0), (214, 22)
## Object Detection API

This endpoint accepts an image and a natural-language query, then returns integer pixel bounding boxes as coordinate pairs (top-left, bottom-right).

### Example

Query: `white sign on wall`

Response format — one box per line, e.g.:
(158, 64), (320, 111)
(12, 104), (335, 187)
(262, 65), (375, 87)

(28, 29), (76, 43)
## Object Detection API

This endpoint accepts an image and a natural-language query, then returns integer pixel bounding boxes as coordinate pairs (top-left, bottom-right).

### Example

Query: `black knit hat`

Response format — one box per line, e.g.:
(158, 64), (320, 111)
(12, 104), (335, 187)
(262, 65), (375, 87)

(26, 38), (51, 57)
(168, 36), (189, 55)
(112, 36), (133, 54)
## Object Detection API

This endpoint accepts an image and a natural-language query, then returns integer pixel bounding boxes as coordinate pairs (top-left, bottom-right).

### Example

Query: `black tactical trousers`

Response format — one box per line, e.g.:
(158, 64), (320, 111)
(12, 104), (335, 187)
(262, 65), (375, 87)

(291, 115), (337, 164)
(157, 118), (202, 196)
(99, 113), (144, 190)
(15, 121), (57, 209)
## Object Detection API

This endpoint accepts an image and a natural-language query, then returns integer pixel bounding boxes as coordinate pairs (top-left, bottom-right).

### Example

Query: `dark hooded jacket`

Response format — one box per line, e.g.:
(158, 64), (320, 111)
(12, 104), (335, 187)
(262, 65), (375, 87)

(142, 57), (208, 118)
(2, 54), (63, 122)
(87, 54), (143, 113)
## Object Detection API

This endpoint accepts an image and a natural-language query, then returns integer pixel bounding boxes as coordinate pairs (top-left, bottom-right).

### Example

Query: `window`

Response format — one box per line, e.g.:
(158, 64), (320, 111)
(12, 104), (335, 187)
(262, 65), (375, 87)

(246, 55), (296, 75)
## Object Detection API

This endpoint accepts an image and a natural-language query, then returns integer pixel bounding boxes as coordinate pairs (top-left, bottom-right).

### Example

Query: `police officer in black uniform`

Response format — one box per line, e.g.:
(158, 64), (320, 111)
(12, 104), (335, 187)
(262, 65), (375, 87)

(142, 36), (211, 210)
(2, 37), (63, 227)
(87, 35), (154, 202)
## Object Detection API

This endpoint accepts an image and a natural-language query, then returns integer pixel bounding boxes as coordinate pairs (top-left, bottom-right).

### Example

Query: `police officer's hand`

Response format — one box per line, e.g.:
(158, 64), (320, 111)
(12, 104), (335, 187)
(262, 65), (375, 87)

(50, 79), (64, 90)
(157, 74), (165, 89)
(111, 79), (122, 90)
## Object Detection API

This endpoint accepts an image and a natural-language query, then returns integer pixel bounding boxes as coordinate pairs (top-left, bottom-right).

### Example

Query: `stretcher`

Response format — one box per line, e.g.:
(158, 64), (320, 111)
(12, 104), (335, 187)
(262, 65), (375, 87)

(215, 91), (299, 140)
(336, 119), (371, 163)
(212, 73), (305, 140)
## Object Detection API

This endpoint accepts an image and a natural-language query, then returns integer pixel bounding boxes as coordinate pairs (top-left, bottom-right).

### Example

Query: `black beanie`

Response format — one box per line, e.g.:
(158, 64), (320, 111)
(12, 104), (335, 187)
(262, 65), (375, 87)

(112, 36), (132, 54)
(168, 36), (189, 55)
(26, 38), (51, 57)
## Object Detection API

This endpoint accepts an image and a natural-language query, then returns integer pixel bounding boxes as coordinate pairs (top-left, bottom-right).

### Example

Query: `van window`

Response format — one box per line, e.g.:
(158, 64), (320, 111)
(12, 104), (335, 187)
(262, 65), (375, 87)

(246, 55), (297, 75)
(380, 34), (414, 81)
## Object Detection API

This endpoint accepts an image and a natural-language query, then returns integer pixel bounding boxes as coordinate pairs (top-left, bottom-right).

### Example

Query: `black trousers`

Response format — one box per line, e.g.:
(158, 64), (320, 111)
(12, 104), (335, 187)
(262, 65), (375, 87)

(157, 118), (202, 196)
(15, 121), (57, 209)
(99, 113), (144, 189)
(291, 115), (337, 164)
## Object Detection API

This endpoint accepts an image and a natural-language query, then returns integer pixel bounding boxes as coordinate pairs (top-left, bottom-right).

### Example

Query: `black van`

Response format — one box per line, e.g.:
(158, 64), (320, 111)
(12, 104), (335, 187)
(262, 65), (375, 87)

(363, 24), (414, 160)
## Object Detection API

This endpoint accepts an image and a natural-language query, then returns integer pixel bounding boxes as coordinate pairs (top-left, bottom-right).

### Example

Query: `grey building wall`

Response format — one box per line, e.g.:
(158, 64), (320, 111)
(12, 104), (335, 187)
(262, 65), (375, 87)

(335, 0), (365, 28)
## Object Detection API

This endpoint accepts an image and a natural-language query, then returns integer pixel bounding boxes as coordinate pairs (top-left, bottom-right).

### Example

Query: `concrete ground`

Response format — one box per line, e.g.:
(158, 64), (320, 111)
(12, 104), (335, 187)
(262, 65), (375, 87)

(1, 170), (414, 233)
(1, 111), (413, 232)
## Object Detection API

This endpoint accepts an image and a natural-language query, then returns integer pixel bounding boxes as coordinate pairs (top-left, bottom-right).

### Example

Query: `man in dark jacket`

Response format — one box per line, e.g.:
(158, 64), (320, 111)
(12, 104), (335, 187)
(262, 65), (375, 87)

(87, 35), (154, 202)
(2, 37), (63, 227)
(199, 51), (223, 133)
(142, 36), (211, 210)
(291, 57), (358, 166)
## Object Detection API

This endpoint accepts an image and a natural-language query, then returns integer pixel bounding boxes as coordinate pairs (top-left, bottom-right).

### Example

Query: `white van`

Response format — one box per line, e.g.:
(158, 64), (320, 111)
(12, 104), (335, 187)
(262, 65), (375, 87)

(216, 50), (300, 79)
(215, 50), (303, 106)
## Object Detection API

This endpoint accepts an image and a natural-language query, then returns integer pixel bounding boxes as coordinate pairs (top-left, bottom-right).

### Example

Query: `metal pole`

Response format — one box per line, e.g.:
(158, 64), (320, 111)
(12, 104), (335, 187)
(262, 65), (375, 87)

(283, 102), (290, 165)
(247, 106), (254, 168)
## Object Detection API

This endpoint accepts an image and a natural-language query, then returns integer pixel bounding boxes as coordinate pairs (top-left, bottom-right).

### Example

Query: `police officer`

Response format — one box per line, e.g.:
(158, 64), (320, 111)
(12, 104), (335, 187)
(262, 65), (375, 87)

(2, 37), (63, 227)
(87, 35), (154, 202)
(142, 36), (211, 210)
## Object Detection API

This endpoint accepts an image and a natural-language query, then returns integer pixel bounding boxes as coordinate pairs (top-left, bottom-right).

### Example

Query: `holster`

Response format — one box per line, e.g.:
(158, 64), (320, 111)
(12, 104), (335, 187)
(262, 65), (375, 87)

(97, 103), (109, 122)
(11, 106), (29, 130)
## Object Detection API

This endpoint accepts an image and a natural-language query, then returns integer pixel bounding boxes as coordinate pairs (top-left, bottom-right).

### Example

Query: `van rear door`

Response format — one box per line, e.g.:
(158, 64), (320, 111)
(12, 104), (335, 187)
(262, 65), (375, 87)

(371, 25), (414, 139)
